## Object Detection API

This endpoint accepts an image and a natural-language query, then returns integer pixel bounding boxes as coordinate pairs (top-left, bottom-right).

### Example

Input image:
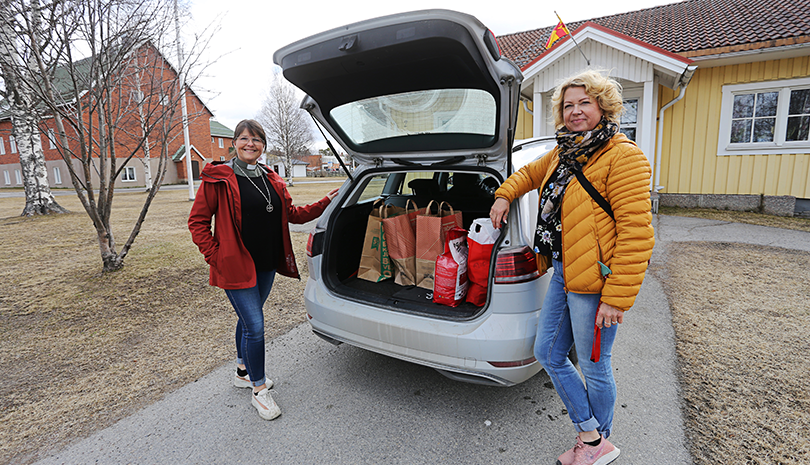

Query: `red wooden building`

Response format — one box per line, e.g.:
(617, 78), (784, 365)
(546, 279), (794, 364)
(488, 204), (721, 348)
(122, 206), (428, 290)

(0, 43), (233, 189)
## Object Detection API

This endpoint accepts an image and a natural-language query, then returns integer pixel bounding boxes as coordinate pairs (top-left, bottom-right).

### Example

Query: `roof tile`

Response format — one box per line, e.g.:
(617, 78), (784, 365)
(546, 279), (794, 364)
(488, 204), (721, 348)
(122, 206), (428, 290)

(498, 0), (810, 68)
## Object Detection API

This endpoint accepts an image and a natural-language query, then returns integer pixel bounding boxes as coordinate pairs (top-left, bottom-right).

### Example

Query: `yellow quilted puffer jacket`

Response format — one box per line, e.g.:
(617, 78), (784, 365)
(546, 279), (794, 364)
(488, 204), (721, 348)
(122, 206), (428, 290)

(495, 133), (654, 312)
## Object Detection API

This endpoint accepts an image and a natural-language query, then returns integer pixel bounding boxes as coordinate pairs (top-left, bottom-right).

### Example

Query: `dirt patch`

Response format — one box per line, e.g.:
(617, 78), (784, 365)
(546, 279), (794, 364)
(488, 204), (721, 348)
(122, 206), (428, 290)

(657, 241), (810, 464)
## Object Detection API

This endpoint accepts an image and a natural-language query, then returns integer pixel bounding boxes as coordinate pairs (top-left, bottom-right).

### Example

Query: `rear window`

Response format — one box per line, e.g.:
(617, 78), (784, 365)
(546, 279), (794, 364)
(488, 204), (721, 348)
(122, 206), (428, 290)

(330, 89), (496, 147)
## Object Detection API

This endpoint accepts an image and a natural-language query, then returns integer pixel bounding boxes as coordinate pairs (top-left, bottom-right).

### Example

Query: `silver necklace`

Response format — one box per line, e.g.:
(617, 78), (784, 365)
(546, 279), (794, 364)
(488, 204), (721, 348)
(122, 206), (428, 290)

(234, 163), (274, 213)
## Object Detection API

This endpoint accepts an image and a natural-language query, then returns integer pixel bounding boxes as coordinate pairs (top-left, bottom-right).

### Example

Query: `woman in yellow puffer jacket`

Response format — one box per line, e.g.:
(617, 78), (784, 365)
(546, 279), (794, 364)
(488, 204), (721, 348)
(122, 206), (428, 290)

(490, 69), (654, 465)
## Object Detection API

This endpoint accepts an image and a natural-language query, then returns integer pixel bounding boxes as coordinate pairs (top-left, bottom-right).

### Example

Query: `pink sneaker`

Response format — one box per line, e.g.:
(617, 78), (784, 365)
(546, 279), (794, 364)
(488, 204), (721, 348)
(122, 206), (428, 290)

(556, 436), (620, 465)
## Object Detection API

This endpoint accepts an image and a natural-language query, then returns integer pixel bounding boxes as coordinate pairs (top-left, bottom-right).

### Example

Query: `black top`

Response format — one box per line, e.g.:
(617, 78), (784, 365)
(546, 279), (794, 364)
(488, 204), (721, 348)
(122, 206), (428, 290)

(236, 171), (282, 272)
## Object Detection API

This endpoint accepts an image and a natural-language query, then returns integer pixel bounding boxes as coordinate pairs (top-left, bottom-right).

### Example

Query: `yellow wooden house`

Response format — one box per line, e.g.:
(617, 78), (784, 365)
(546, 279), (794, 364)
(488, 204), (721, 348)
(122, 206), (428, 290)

(498, 0), (810, 216)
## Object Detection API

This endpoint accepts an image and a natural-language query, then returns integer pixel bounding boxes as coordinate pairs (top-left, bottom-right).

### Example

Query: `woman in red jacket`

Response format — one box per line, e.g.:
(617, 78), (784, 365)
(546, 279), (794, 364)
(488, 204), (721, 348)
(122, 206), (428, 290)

(490, 70), (654, 465)
(189, 119), (338, 420)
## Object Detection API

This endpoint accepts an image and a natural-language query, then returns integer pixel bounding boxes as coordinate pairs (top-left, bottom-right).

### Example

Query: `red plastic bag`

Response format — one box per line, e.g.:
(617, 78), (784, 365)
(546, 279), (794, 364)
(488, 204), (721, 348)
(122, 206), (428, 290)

(432, 227), (468, 307)
(466, 218), (500, 306)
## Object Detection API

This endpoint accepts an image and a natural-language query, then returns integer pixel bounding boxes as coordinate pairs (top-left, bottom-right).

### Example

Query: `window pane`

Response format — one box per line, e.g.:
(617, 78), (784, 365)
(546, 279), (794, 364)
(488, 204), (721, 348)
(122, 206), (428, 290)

(786, 115), (810, 141)
(788, 89), (810, 115)
(730, 120), (752, 143)
(621, 99), (638, 124)
(753, 118), (775, 142)
(358, 174), (389, 203)
(620, 127), (636, 141)
(402, 172), (432, 194)
(732, 94), (754, 118)
(755, 92), (778, 117)
(330, 89), (496, 145)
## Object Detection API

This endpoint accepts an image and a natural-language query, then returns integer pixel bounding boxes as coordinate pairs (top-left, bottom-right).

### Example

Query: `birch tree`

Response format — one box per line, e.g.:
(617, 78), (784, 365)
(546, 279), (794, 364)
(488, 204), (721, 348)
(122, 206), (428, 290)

(0, 0), (68, 216)
(256, 74), (313, 186)
(2, 0), (213, 272)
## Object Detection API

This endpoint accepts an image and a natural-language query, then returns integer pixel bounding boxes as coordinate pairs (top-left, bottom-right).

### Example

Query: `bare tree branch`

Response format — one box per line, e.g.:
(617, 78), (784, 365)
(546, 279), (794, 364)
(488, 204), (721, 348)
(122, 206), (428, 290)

(1, 0), (215, 272)
(255, 74), (314, 186)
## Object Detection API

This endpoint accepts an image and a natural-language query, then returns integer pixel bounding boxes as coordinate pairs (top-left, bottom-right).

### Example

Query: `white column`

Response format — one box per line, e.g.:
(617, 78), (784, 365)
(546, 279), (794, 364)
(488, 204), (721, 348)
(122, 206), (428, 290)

(641, 79), (656, 169)
(533, 77), (544, 137)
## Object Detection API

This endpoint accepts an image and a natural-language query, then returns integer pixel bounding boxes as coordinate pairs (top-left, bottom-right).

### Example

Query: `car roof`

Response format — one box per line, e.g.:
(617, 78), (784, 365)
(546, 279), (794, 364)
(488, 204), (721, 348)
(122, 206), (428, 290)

(511, 136), (557, 169)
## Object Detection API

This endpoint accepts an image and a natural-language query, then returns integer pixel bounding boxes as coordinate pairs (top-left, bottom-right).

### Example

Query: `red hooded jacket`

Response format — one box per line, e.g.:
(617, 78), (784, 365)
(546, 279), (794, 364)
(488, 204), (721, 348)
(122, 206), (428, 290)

(188, 160), (331, 290)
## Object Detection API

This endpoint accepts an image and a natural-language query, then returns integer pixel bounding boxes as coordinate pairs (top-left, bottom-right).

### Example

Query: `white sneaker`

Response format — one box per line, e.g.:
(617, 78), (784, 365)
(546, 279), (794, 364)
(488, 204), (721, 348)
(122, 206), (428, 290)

(234, 371), (273, 389)
(251, 388), (281, 420)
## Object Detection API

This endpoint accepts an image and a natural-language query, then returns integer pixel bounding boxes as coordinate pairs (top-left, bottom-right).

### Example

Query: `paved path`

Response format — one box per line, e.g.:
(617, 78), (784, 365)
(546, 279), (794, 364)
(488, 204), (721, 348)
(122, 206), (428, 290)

(655, 214), (810, 252)
(33, 215), (809, 464)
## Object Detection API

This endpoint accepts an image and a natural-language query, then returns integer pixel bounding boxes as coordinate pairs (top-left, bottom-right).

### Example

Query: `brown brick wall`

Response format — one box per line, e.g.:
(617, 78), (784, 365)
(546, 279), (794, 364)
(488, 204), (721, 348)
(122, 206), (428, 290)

(210, 136), (234, 162)
(0, 43), (218, 188)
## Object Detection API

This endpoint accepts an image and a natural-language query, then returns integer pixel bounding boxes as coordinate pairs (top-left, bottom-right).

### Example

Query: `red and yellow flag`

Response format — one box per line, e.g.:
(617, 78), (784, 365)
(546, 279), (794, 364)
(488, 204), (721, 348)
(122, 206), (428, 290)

(545, 20), (570, 49)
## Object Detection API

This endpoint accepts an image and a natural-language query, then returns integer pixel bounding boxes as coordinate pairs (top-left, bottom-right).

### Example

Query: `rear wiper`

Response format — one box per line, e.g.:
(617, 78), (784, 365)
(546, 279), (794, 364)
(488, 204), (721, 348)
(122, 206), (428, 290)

(431, 156), (465, 166)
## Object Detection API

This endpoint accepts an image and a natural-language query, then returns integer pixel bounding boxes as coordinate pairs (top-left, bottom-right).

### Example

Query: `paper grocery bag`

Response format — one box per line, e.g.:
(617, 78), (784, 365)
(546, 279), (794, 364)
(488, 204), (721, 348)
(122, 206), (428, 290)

(415, 201), (462, 290)
(381, 200), (422, 286)
(357, 200), (393, 282)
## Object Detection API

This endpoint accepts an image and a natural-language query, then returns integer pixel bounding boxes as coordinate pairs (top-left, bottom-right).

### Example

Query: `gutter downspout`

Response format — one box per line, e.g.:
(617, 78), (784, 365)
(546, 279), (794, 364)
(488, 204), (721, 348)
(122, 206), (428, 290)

(522, 98), (533, 116)
(653, 64), (697, 212)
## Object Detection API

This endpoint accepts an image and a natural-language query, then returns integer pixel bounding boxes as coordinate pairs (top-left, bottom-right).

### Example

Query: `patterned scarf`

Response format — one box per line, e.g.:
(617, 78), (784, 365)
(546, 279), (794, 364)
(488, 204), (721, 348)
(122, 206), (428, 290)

(534, 117), (619, 259)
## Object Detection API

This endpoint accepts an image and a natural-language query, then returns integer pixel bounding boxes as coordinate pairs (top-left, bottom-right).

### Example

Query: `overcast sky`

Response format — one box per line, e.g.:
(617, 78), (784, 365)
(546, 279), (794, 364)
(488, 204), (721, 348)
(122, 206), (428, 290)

(186, 0), (683, 142)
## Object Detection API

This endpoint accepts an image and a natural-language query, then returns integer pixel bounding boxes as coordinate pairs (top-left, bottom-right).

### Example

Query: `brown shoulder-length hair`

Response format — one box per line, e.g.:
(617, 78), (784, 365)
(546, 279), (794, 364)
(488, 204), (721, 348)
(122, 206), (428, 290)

(232, 119), (267, 147)
(550, 69), (624, 130)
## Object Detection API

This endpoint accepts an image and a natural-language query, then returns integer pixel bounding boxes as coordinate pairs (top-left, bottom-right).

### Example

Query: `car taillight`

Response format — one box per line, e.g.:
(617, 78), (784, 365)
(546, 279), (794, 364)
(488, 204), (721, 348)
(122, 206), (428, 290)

(488, 356), (536, 368)
(307, 229), (324, 258)
(494, 246), (540, 284)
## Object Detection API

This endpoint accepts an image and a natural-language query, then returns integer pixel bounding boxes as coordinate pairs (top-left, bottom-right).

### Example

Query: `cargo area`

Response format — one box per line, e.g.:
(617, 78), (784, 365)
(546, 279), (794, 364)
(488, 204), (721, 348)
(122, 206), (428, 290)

(319, 170), (501, 319)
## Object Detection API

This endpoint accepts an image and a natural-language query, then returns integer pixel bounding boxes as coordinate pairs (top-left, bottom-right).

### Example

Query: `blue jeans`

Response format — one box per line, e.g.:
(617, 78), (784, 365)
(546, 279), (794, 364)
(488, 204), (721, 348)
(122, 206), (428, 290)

(224, 270), (276, 388)
(534, 260), (618, 438)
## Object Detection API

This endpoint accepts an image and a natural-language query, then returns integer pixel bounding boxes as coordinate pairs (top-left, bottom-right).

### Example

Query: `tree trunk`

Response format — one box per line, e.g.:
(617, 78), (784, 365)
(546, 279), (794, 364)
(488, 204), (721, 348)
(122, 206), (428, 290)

(13, 110), (69, 216)
(97, 226), (124, 272)
(284, 154), (294, 186)
(0, 3), (68, 217)
(135, 71), (153, 191)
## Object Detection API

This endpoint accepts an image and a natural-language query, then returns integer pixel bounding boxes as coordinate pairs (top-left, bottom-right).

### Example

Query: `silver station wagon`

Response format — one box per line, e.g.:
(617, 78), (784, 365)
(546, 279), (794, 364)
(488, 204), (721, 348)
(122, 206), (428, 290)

(274, 10), (560, 386)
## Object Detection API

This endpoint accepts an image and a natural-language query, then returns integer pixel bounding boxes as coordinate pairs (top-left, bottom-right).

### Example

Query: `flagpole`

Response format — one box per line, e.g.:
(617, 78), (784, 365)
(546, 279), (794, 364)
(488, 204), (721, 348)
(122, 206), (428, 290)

(554, 11), (590, 66)
(175, 0), (195, 201)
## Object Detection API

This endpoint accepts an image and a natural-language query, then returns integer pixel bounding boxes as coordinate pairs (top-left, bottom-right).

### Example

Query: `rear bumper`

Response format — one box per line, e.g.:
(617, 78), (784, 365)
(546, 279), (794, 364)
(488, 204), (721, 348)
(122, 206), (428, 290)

(304, 276), (546, 386)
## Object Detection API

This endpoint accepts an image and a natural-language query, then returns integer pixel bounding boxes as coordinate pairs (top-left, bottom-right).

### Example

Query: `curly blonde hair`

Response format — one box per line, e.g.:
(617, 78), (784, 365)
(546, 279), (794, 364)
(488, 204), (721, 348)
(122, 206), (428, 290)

(550, 69), (624, 130)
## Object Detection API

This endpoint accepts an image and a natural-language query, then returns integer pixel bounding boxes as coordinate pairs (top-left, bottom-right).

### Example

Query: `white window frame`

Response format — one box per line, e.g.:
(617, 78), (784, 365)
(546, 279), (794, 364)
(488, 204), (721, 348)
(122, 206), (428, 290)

(620, 88), (642, 143)
(15, 169), (22, 184)
(121, 166), (136, 182)
(718, 77), (810, 156)
(53, 166), (62, 184)
(9, 135), (16, 153)
(218, 138), (224, 148)
(47, 129), (56, 149)
(0, 137), (5, 155)
(3, 170), (10, 185)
